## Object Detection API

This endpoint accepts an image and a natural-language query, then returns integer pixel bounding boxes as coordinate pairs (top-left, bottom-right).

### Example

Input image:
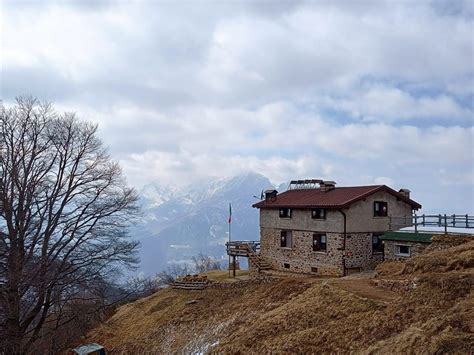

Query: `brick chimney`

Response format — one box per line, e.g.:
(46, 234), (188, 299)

(265, 189), (278, 201)
(319, 180), (336, 192)
(398, 188), (411, 198)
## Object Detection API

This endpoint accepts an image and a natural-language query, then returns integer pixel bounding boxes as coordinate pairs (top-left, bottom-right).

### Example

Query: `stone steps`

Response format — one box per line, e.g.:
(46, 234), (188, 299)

(171, 281), (209, 290)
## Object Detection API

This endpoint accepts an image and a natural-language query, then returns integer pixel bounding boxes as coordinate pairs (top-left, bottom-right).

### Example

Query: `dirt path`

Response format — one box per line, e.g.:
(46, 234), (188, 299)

(259, 269), (399, 302)
(201, 269), (399, 303)
(328, 278), (399, 303)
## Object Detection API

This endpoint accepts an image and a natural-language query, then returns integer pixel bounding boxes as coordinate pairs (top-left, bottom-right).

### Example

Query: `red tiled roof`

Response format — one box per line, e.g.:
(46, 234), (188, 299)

(252, 185), (421, 210)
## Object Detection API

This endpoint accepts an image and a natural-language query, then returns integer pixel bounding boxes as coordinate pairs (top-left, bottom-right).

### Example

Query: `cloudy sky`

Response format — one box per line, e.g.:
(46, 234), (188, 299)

(2, 0), (473, 212)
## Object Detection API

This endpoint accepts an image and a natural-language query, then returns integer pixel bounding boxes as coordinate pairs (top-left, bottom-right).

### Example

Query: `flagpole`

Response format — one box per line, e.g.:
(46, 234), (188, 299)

(228, 203), (231, 277)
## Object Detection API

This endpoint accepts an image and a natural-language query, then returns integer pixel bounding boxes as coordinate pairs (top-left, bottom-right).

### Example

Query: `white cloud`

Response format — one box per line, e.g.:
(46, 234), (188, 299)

(120, 149), (335, 188)
(196, 1), (473, 105)
(102, 101), (473, 190)
(2, 0), (473, 211)
(331, 86), (471, 122)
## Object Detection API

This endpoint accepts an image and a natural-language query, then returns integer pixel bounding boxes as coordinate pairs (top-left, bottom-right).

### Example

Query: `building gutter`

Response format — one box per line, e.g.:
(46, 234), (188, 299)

(338, 209), (347, 276)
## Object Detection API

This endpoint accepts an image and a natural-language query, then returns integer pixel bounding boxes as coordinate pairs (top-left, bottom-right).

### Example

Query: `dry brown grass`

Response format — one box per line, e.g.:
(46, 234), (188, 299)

(375, 260), (405, 276)
(402, 241), (474, 274)
(201, 269), (250, 281)
(84, 242), (474, 354)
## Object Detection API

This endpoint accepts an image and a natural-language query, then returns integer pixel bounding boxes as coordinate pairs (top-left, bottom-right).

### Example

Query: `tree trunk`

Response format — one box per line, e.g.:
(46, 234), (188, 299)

(5, 282), (23, 354)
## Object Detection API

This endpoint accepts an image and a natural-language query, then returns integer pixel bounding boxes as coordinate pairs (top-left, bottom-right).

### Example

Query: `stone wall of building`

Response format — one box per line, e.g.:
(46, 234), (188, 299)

(383, 240), (429, 261)
(260, 227), (344, 276)
(260, 228), (385, 275)
(344, 233), (384, 270)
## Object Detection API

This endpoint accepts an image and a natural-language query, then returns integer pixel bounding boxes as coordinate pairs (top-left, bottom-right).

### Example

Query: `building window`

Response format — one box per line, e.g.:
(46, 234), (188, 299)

(280, 230), (292, 248)
(279, 208), (292, 218)
(313, 233), (327, 252)
(372, 234), (384, 253)
(284, 263), (290, 269)
(395, 244), (410, 256)
(374, 201), (388, 217)
(311, 208), (326, 220)
(311, 267), (318, 273)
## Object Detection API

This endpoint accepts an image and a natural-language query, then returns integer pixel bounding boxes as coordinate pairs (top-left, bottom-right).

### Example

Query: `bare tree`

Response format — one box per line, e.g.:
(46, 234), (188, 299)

(0, 97), (140, 353)
(155, 263), (192, 286)
(192, 252), (222, 273)
(125, 275), (160, 299)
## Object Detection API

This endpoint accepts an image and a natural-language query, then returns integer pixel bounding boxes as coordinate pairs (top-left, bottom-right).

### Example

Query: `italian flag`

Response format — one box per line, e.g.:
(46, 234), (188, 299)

(228, 203), (232, 224)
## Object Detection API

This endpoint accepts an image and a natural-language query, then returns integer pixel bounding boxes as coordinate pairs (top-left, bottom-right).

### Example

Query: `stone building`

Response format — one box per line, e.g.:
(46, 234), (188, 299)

(252, 179), (421, 276)
(380, 231), (432, 260)
(380, 231), (473, 261)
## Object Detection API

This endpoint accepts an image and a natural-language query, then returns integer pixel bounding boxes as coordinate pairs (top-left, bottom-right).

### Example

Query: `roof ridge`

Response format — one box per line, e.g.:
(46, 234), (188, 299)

(278, 185), (384, 192)
(328, 185), (384, 190)
(252, 184), (421, 209)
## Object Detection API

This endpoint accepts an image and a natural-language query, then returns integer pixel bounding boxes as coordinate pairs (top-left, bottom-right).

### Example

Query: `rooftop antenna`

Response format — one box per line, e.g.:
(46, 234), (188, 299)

(253, 189), (264, 200)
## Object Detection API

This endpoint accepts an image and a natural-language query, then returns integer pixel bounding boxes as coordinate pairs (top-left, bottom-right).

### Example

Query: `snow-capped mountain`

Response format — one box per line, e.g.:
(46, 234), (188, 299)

(133, 172), (276, 275)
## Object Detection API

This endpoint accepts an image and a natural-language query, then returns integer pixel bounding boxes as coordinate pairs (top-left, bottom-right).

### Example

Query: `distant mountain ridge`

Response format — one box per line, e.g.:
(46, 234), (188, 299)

(133, 172), (277, 275)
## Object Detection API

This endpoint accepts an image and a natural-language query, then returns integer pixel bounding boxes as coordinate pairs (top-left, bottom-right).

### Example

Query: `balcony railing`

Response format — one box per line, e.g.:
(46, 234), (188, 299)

(225, 241), (260, 256)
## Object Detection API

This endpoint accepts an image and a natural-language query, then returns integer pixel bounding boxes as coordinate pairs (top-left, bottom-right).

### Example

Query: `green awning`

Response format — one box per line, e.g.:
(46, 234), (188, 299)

(380, 231), (432, 243)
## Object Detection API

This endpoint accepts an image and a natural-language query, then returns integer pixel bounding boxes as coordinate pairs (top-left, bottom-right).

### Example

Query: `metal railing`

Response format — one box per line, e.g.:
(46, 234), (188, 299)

(389, 214), (474, 234)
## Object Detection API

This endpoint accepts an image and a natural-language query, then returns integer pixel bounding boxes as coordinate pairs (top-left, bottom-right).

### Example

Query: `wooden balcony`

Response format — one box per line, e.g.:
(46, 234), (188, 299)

(226, 241), (260, 257)
(225, 241), (270, 272)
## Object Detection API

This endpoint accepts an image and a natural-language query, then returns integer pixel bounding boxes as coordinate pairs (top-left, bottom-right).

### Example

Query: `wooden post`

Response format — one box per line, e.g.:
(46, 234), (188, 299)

(414, 213), (418, 233)
(232, 256), (236, 277)
(444, 214), (447, 234)
(452, 214), (456, 227)
(422, 214), (425, 226)
(466, 214), (469, 228)
(228, 204), (232, 277)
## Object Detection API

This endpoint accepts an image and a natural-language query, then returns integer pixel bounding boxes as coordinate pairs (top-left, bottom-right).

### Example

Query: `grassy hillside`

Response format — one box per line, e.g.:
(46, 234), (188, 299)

(85, 242), (474, 353)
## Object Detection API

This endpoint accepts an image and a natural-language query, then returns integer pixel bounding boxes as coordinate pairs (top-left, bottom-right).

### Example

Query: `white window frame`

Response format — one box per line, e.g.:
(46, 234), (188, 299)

(374, 201), (388, 217)
(312, 233), (327, 252)
(279, 208), (292, 219)
(311, 208), (326, 220)
(395, 244), (411, 257)
(280, 230), (293, 249)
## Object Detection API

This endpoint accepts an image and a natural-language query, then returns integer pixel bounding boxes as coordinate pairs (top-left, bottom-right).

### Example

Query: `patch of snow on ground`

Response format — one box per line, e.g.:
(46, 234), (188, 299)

(183, 316), (236, 354)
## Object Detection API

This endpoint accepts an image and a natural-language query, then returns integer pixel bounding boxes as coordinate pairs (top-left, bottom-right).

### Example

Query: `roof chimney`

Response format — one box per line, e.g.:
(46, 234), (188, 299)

(398, 188), (411, 198)
(265, 189), (278, 202)
(319, 180), (336, 192)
